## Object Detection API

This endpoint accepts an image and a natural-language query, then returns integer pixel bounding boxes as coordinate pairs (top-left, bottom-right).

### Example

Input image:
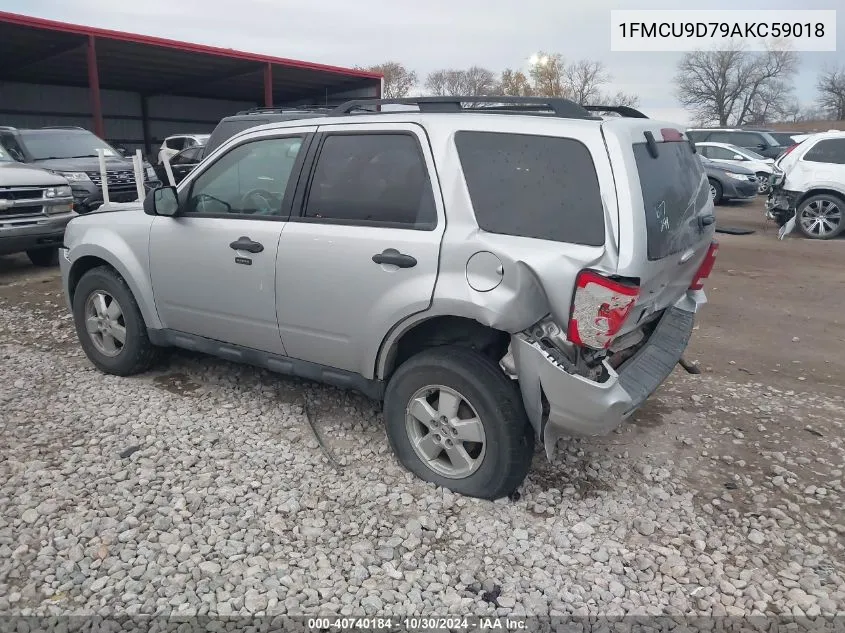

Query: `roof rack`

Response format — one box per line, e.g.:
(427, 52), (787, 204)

(331, 96), (595, 119)
(582, 105), (648, 119)
(235, 105), (335, 115)
(41, 126), (88, 130)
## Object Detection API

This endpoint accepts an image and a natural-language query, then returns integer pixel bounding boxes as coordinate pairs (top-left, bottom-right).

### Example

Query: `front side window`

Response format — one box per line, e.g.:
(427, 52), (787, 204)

(454, 131), (605, 246)
(303, 133), (436, 229)
(803, 139), (845, 165)
(185, 136), (304, 217)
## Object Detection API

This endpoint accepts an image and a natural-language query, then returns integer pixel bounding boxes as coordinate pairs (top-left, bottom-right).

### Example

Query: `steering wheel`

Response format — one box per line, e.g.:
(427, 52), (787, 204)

(241, 189), (276, 215)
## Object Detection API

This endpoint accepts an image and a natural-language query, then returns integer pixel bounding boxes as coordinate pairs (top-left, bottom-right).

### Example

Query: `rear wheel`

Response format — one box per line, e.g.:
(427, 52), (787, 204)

(383, 346), (534, 500)
(708, 179), (723, 205)
(796, 194), (844, 240)
(26, 248), (59, 267)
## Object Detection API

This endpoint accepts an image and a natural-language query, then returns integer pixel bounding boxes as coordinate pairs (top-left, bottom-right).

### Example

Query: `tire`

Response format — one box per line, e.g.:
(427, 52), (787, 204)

(383, 345), (534, 500)
(755, 173), (770, 195)
(26, 248), (59, 267)
(796, 193), (845, 240)
(72, 266), (159, 376)
(708, 179), (724, 205)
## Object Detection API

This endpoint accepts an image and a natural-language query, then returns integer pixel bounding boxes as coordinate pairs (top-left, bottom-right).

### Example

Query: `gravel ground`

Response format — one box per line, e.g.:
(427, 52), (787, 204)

(1, 202), (844, 620)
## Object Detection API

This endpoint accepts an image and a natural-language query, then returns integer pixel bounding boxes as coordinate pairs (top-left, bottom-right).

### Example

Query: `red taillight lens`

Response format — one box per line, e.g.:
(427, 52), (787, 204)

(689, 241), (719, 291)
(567, 270), (640, 350)
(781, 143), (799, 157)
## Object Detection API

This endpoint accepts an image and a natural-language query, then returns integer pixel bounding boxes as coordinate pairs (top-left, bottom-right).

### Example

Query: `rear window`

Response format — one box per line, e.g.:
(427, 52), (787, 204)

(633, 140), (709, 260)
(454, 131), (605, 246)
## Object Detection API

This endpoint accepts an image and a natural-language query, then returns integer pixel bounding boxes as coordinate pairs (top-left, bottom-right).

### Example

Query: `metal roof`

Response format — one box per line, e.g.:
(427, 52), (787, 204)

(0, 11), (382, 103)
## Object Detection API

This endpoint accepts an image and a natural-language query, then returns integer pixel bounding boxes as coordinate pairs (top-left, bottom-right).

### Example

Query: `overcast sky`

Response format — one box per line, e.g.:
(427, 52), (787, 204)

(5, 0), (843, 125)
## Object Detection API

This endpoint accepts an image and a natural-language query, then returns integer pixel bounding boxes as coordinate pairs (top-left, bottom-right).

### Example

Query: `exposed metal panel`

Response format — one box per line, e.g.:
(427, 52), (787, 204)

(145, 94), (257, 121)
(0, 81), (140, 115)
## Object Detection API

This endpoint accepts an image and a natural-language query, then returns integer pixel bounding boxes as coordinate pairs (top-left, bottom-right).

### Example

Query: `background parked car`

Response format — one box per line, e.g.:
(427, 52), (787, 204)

(203, 107), (333, 156)
(698, 155), (759, 205)
(157, 134), (210, 165)
(153, 145), (204, 185)
(0, 143), (75, 266)
(0, 126), (159, 213)
(766, 131), (845, 239)
(695, 142), (774, 194)
(687, 128), (790, 159)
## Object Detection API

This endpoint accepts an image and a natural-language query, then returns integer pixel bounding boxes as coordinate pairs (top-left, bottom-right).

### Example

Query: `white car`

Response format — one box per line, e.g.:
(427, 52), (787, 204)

(157, 134), (210, 165)
(695, 142), (774, 194)
(766, 131), (845, 239)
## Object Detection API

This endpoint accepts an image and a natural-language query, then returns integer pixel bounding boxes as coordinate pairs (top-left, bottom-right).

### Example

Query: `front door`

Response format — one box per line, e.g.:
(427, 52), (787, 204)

(149, 130), (313, 353)
(275, 123), (445, 376)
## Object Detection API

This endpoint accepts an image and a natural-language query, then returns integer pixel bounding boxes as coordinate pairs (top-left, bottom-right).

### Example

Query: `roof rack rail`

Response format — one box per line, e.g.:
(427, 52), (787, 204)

(582, 105), (648, 119)
(235, 105), (335, 115)
(41, 125), (88, 130)
(331, 96), (595, 119)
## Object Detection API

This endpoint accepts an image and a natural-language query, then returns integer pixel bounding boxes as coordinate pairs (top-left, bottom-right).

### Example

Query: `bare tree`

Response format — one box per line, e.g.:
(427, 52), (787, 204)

(358, 61), (417, 98)
(816, 65), (845, 120)
(424, 69), (466, 96)
(499, 69), (533, 96)
(424, 67), (497, 97)
(528, 52), (566, 97)
(562, 60), (609, 105)
(675, 46), (798, 126)
(600, 91), (640, 108)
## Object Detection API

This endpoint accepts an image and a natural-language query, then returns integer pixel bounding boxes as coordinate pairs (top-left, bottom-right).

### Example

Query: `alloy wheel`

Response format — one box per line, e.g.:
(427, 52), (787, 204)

(84, 290), (127, 357)
(405, 385), (487, 479)
(799, 199), (842, 238)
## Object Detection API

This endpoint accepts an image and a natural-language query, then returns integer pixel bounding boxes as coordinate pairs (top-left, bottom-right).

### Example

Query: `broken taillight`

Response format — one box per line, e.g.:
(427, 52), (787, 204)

(567, 270), (640, 350)
(689, 241), (719, 291)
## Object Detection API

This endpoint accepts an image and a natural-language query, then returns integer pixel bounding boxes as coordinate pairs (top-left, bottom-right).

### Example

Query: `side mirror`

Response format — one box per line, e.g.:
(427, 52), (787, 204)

(757, 143), (768, 150)
(143, 186), (179, 216)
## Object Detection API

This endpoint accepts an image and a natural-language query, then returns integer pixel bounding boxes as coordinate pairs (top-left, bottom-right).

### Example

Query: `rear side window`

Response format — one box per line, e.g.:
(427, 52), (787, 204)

(454, 131), (605, 246)
(634, 140), (709, 260)
(803, 139), (845, 164)
(303, 133), (437, 229)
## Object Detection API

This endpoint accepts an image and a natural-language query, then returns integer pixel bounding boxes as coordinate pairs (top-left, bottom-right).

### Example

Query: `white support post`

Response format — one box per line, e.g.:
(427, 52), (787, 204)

(161, 154), (176, 188)
(97, 148), (110, 205)
(133, 149), (145, 202)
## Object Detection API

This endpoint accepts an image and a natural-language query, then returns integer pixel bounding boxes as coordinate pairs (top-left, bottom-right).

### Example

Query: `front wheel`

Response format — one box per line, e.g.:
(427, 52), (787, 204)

(72, 266), (159, 375)
(383, 346), (534, 500)
(708, 179), (724, 205)
(796, 194), (844, 240)
(756, 173), (771, 195)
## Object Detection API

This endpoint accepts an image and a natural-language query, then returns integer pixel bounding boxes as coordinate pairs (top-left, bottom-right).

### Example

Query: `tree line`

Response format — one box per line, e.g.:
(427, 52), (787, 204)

(358, 53), (639, 108)
(675, 47), (845, 126)
(360, 50), (845, 125)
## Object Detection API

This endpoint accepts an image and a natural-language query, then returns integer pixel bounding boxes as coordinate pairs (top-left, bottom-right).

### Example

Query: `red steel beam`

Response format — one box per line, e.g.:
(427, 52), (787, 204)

(264, 62), (273, 107)
(86, 35), (105, 138)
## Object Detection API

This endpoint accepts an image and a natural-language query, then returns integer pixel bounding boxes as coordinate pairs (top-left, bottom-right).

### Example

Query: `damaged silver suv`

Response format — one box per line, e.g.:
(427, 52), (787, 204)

(60, 97), (717, 499)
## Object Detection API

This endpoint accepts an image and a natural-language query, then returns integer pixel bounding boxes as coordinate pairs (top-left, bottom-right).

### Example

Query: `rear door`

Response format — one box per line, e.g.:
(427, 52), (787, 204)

(603, 120), (715, 332)
(274, 122), (445, 377)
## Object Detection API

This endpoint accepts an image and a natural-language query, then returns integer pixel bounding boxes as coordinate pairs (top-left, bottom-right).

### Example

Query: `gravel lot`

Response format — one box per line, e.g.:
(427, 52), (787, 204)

(1, 200), (844, 619)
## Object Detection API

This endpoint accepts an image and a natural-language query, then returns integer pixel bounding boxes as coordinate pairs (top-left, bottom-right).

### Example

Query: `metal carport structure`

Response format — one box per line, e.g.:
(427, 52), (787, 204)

(0, 11), (382, 156)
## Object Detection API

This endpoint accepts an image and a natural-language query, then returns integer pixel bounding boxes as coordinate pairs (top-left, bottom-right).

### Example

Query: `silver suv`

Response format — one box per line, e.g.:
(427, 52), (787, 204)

(60, 97), (718, 499)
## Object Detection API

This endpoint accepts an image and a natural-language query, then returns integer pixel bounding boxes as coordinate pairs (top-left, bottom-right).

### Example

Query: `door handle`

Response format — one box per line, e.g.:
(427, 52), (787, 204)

(229, 236), (264, 253)
(372, 248), (417, 268)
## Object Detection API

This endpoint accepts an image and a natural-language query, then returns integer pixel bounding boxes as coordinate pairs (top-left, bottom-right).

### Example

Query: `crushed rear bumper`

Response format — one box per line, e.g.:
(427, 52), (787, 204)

(512, 294), (701, 458)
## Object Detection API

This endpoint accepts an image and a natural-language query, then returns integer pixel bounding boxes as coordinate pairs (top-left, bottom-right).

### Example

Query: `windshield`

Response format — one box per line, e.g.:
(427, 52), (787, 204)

(17, 130), (118, 160)
(736, 147), (766, 160)
(759, 131), (780, 146)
